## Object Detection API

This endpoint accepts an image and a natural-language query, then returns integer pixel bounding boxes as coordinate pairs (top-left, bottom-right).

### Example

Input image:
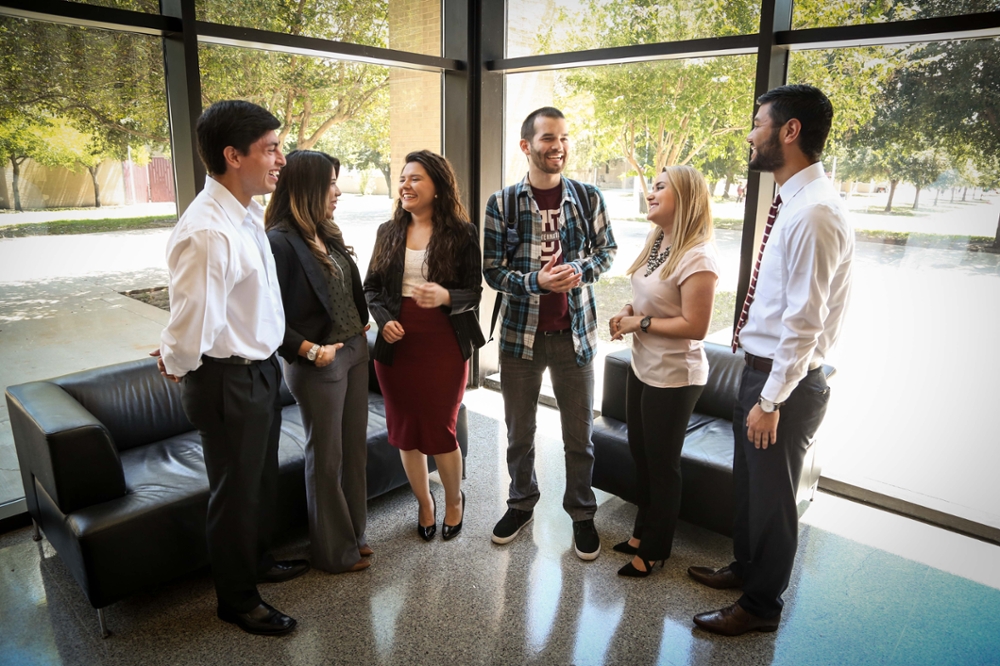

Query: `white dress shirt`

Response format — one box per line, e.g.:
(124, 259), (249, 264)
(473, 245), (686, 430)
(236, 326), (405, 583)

(160, 177), (285, 377)
(739, 162), (854, 404)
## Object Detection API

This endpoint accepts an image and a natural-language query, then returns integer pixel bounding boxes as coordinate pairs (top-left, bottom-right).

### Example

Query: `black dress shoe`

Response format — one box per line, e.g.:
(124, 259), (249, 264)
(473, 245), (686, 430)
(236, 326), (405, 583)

(687, 564), (744, 590)
(612, 540), (639, 555)
(693, 602), (779, 636)
(259, 560), (310, 583)
(442, 491), (465, 541)
(418, 494), (437, 541)
(217, 602), (297, 636)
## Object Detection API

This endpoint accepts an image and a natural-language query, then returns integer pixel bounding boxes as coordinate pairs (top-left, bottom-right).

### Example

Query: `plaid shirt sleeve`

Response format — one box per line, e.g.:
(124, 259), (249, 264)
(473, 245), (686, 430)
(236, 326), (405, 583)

(483, 191), (545, 297)
(566, 184), (616, 284)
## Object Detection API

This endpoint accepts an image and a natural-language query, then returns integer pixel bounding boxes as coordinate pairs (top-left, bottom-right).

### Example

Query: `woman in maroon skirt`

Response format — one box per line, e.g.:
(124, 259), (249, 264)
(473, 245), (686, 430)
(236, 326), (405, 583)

(364, 150), (485, 541)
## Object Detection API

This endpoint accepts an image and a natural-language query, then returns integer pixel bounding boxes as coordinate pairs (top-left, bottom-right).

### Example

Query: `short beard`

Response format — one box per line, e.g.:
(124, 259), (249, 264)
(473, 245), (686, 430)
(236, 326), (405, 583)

(748, 127), (784, 173)
(529, 144), (566, 175)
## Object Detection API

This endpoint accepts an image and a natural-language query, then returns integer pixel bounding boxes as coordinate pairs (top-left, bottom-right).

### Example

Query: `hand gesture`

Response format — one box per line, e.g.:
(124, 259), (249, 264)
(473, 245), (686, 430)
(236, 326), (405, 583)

(150, 349), (180, 383)
(315, 343), (344, 368)
(609, 304), (634, 339)
(382, 320), (405, 343)
(537, 256), (581, 293)
(412, 282), (451, 309)
(611, 315), (642, 341)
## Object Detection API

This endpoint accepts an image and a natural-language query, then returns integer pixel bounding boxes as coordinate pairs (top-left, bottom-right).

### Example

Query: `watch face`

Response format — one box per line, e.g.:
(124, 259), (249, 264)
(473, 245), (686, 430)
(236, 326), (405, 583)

(641, 316), (651, 332)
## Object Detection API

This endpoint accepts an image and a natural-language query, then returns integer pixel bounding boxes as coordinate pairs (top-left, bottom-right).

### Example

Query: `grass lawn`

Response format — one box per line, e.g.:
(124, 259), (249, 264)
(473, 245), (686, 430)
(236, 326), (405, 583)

(0, 215), (177, 238)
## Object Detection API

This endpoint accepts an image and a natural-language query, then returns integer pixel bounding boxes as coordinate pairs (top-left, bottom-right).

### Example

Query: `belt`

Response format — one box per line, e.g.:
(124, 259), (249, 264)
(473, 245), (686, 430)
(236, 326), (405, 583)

(202, 354), (264, 366)
(541, 328), (572, 336)
(744, 352), (773, 372)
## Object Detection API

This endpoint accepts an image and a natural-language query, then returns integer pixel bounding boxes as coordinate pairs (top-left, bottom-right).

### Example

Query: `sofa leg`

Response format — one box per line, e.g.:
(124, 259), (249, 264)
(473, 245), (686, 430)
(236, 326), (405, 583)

(98, 609), (110, 638)
(32, 518), (41, 542)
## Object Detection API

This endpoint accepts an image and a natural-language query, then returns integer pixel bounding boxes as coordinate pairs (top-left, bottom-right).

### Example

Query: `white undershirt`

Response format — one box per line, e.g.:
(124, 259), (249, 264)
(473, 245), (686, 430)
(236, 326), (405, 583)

(400, 247), (429, 297)
(159, 177), (285, 377)
(738, 162), (854, 404)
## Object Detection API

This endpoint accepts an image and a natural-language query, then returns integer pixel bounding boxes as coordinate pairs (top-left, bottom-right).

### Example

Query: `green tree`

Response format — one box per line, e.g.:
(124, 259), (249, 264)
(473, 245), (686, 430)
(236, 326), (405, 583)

(31, 118), (119, 208)
(0, 113), (46, 212)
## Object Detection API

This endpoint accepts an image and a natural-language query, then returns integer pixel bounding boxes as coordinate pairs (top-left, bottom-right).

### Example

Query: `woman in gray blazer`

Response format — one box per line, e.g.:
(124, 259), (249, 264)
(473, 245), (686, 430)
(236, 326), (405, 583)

(265, 151), (372, 574)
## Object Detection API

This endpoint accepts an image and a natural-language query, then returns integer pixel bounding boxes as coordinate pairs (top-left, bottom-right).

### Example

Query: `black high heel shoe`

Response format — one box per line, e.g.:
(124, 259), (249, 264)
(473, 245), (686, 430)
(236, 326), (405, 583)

(612, 540), (639, 555)
(617, 556), (665, 578)
(417, 494), (436, 541)
(442, 491), (465, 541)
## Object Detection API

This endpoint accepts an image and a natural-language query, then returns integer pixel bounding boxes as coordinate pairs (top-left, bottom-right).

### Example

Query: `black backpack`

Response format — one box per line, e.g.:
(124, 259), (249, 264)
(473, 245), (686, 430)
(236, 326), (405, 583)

(488, 180), (594, 342)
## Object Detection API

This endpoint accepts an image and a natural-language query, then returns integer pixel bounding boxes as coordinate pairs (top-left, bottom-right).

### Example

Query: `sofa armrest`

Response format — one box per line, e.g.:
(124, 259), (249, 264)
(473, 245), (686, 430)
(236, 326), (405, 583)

(6, 382), (127, 516)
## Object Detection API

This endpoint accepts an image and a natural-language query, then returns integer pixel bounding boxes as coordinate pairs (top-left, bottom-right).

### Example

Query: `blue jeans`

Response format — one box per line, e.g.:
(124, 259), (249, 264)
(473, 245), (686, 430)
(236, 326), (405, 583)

(500, 332), (597, 522)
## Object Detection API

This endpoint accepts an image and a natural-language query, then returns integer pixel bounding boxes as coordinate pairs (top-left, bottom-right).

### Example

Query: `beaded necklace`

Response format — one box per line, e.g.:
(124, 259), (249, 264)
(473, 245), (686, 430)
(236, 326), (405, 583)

(644, 232), (672, 277)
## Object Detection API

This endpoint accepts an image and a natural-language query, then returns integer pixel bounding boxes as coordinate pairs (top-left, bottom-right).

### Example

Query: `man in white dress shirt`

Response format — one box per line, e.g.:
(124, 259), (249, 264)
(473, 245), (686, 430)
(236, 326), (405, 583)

(689, 85), (854, 635)
(156, 100), (306, 636)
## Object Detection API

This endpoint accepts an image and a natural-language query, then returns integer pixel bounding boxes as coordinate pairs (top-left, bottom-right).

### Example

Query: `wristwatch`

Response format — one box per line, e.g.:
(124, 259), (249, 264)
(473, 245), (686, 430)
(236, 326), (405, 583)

(306, 344), (321, 362)
(639, 316), (652, 333)
(758, 397), (784, 413)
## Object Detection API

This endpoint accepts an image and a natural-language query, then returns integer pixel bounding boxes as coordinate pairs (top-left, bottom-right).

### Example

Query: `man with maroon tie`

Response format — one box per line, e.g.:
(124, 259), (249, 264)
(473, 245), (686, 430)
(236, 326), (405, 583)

(689, 85), (854, 636)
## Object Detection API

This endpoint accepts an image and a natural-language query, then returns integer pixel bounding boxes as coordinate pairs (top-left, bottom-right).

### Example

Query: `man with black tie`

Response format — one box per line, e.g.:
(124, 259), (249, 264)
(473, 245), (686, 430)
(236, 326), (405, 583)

(156, 100), (308, 636)
(689, 85), (854, 636)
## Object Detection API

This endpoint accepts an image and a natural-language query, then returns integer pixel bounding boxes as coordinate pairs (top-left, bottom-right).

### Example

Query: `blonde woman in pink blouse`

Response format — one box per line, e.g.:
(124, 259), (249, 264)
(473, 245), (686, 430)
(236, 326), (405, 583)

(609, 165), (719, 578)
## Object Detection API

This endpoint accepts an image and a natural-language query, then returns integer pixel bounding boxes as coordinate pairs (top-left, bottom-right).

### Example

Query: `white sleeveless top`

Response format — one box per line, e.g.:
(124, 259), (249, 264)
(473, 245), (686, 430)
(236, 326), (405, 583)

(630, 238), (720, 388)
(401, 247), (429, 297)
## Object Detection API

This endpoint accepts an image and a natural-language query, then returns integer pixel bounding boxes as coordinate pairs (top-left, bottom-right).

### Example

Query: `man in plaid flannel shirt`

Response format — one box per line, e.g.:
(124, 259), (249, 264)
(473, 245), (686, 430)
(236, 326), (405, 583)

(484, 107), (617, 560)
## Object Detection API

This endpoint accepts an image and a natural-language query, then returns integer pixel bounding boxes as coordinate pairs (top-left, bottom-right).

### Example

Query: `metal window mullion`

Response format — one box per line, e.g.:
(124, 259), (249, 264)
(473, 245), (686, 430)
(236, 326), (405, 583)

(161, 0), (203, 215)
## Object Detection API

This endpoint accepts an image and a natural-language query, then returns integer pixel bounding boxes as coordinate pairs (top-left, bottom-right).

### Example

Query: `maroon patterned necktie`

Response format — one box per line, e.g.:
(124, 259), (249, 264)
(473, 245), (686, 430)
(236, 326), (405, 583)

(731, 194), (782, 353)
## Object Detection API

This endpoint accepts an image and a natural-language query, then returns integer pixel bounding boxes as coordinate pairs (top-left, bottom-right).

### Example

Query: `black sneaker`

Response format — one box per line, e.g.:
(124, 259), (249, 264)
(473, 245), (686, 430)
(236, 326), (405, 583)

(491, 508), (534, 544)
(573, 519), (601, 560)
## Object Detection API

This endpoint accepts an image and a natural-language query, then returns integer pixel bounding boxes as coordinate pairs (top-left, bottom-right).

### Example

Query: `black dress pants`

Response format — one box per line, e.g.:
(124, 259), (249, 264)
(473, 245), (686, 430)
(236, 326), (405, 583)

(181, 354), (283, 613)
(626, 366), (704, 561)
(730, 364), (830, 619)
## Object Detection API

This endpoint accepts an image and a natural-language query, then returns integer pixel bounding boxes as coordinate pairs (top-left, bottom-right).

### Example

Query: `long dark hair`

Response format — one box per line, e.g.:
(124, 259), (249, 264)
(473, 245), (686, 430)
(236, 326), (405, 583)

(369, 150), (471, 284)
(264, 150), (353, 272)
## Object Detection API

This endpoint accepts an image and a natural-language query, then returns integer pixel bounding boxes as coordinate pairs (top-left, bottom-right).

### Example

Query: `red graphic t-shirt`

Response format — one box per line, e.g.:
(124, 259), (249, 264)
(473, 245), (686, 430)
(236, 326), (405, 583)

(531, 184), (572, 332)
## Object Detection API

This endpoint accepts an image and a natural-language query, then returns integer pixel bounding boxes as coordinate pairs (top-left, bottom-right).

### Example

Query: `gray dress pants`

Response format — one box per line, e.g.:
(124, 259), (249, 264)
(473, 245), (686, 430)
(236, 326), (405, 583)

(500, 331), (597, 522)
(283, 333), (369, 573)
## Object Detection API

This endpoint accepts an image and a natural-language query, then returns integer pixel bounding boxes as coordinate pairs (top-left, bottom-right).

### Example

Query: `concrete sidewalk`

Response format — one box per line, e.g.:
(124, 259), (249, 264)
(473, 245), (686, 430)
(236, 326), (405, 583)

(0, 268), (170, 514)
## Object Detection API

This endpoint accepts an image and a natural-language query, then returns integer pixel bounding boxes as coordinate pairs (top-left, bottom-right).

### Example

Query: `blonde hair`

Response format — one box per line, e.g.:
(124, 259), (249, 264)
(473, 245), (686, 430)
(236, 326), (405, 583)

(625, 165), (714, 279)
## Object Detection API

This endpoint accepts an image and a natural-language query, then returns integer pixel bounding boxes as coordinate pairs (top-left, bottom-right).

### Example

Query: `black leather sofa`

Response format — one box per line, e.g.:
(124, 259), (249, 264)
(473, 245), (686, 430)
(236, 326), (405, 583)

(5, 332), (467, 636)
(592, 343), (831, 537)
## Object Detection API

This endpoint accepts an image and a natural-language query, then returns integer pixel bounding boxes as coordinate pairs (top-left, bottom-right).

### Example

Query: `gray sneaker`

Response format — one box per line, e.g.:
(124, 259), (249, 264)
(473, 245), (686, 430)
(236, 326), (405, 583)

(573, 519), (601, 560)
(491, 508), (534, 544)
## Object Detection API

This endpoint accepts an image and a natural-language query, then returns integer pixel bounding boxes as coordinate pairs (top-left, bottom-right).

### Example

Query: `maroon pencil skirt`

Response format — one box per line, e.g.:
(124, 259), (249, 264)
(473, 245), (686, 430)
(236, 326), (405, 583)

(375, 297), (467, 456)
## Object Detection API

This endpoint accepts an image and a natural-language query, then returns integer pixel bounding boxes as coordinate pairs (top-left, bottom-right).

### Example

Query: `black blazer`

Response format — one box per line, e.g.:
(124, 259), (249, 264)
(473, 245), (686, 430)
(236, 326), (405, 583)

(267, 222), (369, 364)
(364, 221), (486, 366)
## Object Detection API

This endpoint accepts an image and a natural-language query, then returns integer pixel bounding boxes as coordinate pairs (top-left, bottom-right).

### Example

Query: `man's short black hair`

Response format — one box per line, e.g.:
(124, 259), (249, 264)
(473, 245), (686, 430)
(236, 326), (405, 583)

(520, 106), (565, 142)
(196, 100), (281, 176)
(756, 85), (834, 162)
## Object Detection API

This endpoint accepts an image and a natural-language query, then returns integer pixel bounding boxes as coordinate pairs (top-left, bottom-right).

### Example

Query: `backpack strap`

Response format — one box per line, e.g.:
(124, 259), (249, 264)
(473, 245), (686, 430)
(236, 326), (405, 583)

(489, 186), (520, 342)
(568, 179), (595, 256)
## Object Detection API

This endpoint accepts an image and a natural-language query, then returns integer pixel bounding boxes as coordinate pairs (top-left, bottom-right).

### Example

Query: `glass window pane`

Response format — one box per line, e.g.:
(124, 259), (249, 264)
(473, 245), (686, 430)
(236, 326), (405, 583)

(0, 18), (176, 507)
(504, 55), (756, 382)
(507, 0), (760, 58)
(60, 0), (160, 14)
(199, 44), (441, 272)
(793, 0), (1000, 30)
(789, 40), (1000, 529)
(196, 0), (442, 57)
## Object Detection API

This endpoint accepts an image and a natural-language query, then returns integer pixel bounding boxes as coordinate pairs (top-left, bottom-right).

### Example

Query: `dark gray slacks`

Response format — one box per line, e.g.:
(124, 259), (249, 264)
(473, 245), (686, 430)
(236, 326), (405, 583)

(181, 354), (282, 613)
(283, 333), (369, 573)
(730, 364), (830, 619)
(625, 366), (704, 561)
(500, 332), (597, 522)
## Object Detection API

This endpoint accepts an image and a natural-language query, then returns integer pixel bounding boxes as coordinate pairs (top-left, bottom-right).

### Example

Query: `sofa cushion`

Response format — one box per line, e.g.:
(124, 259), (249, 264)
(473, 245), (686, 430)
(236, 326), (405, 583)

(697, 343), (743, 421)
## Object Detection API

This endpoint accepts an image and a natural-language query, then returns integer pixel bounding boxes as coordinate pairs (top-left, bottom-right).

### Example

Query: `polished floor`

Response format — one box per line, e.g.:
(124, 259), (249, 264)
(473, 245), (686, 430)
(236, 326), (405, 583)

(2, 389), (999, 666)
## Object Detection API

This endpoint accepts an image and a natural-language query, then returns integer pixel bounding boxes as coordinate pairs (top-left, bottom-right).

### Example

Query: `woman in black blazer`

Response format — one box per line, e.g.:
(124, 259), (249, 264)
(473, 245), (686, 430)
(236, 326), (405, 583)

(266, 151), (372, 574)
(364, 150), (485, 542)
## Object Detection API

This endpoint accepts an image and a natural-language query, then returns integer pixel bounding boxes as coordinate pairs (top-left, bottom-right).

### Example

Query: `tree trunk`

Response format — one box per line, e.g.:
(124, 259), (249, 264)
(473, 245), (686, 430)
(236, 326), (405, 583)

(951, 187), (956, 203)
(10, 156), (23, 212)
(884, 179), (899, 213)
(912, 185), (922, 210)
(993, 210), (1000, 249)
(962, 187), (968, 201)
(88, 165), (102, 208)
(934, 188), (939, 206)
(380, 164), (392, 196)
(723, 170), (735, 199)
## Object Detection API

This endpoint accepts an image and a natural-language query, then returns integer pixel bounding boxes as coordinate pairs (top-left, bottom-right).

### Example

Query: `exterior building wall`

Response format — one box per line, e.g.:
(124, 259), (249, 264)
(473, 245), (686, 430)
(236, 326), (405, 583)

(0, 160), (125, 210)
(388, 0), (441, 201)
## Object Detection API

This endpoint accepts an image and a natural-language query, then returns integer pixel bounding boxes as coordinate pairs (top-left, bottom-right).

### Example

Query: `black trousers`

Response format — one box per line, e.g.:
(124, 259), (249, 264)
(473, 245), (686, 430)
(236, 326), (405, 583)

(181, 354), (283, 612)
(730, 364), (830, 619)
(626, 367), (704, 561)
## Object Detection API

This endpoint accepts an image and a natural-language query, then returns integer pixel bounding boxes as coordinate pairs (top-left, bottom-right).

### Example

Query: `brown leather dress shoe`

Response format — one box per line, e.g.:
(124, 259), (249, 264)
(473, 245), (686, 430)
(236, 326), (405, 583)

(342, 559), (371, 573)
(687, 565), (744, 589)
(359, 545), (374, 557)
(693, 602), (779, 636)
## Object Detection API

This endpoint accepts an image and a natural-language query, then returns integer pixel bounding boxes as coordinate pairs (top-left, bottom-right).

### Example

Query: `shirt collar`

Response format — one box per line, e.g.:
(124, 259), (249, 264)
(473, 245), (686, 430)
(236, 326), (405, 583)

(778, 161), (826, 203)
(517, 174), (571, 203)
(203, 176), (261, 228)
